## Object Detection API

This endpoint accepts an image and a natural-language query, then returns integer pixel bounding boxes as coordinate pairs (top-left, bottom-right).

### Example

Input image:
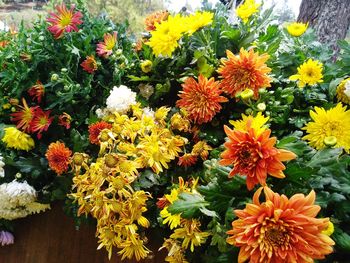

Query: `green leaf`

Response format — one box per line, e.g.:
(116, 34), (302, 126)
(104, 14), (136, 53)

(168, 192), (217, 218)
(334, 230), (350, 251)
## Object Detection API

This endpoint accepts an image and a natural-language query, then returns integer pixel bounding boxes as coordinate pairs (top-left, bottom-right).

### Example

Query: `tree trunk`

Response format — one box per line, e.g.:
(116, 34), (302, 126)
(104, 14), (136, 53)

(298, 0), (350, 52)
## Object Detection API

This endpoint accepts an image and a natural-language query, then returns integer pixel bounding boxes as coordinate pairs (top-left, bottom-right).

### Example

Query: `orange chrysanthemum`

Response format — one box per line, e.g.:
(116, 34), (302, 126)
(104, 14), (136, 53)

(220, 126), (296, 190)
(144, 10), (169, 31)
(28, 80), (45, 103)
(218, 48), (272, 99)
(31, 108), (53, 139)
(178, 153), (198, 167)
(11, 98), (38, 133)
(88, 121), (112, 145)
(227, 187), (335, 263)
(81, 55), (97, 73)
(176, 75), (228, 124)
(45, 141), (72, 175)
(96, 32), (117, 58)
(47, 4), (83, 39)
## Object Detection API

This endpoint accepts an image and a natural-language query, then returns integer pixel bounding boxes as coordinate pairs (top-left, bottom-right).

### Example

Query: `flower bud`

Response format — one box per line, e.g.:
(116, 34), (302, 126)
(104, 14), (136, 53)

(51, 74), (59, 82)
(61, 68), (68, 73)
(240, 88), (254, 100)
(257, 102), (266, 112)
(38, 36), (45, 41)
(72, 153), (84, 166)
(140, 60), (153, 73)
(15, 172), (22, 179)
(324, 136), (337, 147)
(115, 49), (123, 56)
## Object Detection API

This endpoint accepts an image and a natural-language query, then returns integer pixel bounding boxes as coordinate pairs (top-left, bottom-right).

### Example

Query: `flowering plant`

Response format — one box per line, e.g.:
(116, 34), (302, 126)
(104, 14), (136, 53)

(1, 0), (350, 262)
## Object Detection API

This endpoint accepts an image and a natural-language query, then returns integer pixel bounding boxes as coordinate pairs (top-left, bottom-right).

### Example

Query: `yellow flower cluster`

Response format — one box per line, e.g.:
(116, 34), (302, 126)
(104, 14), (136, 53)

(229, 112), (269, 136)
(236, 0), (261, 23)
(289, 59), (324, 88)
(70, 104), (189, 261)
(2, 127), (35, 151)
(286, 22), (308, 37)
(159, 177), (210, 262)
(303, 103), (350, 152)
(147, 11), (214, 57)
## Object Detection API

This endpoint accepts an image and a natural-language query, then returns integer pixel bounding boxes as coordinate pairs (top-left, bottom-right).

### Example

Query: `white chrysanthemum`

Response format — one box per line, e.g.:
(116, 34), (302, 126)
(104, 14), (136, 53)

(0, 180), (50, 220)
(106, 85), (137, 114)
(0, 154), (4, 178)
(0, 180), (36, 208)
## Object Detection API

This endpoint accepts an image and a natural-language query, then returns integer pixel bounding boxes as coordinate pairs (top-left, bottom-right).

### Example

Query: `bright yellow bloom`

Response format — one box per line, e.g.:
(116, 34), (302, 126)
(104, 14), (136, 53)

(303, 103), (350, 152)
(118, 238), (150, 261)
(155, 106), (171, 124)
(322, 221), (335, 236)
(336, 77), (350, 104)
(184, 11), (213, 35)
(161, 207), (182, 229)
(229, 112), (269, 136)
(147, 14), (185, 57)
(286, 22), (308, 37)
(170, 219), (210, 252)
(289, 59), (324, 88)
(236, 0), (261, 23)
(2, 127), (34, 151)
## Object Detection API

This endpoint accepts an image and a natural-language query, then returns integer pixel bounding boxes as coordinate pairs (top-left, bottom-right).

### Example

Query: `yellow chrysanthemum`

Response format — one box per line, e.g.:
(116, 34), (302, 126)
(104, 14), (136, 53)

(229, 112), (269, 136)
(147, 14), (185, 57)
(161, 207), (182, 229)
(303, 103), (350, 152)
(170, 219), (210, 252)
(236, 0), (261, 23)
(336, 77), (350, 104)
(118, 238), (150, 261)
(286, 22), (308, 37)
(184, 11), (214, 35)
(289, 59), (324, 88)
(2, 127), (34, 151)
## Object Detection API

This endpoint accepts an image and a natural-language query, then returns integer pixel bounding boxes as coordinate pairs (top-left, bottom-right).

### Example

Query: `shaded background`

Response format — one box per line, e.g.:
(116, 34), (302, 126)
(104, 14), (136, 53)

(0, 204), (165, 263)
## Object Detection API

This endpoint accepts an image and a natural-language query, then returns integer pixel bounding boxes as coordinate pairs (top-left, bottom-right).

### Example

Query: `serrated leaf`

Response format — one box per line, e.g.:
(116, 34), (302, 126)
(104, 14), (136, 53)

(168, 192), (209, 218)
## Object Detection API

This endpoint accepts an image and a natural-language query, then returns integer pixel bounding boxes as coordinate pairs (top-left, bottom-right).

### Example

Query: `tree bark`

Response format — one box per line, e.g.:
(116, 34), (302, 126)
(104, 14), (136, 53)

(298, 0), (350, 52)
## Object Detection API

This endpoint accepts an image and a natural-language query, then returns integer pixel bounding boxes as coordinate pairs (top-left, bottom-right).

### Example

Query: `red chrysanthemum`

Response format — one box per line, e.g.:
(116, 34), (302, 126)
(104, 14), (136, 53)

(227, 186), (335, 263)
(31, 108), (53, 139)
(178, 153), (198, 167)
(58, 112), (72, 129)
(45, 141), (72, 175)
(176, 75), (228, 124)
(96, 32), (117, 58)
(156, 196), (170, 209)
(11, 98), (38, 133)
(218, 48), (272, 99)
(220, 126), (296, 190)
(81, 55), (97, 73)
(144, 10), (169, 31)
(88, 121), (112, 145)
(28, 80), (45, 103)
(47, 4), (83, 39)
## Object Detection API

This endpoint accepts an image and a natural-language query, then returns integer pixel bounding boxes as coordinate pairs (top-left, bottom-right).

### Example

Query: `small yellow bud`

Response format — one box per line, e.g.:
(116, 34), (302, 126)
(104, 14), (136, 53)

(240, 88), (254, 100)
(141, 60), (153, 73)
(324, 136), (337, 147)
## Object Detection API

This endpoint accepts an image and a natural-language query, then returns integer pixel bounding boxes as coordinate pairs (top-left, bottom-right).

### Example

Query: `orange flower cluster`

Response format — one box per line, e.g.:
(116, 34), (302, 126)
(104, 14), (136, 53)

(218, 48), (272, 99)
(176, 75), (227, 125)
(45, 141), (72, 175)
(144, 10), (169, 31)
(227, 187), (335, 263)
(220, 118), (296, 190)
